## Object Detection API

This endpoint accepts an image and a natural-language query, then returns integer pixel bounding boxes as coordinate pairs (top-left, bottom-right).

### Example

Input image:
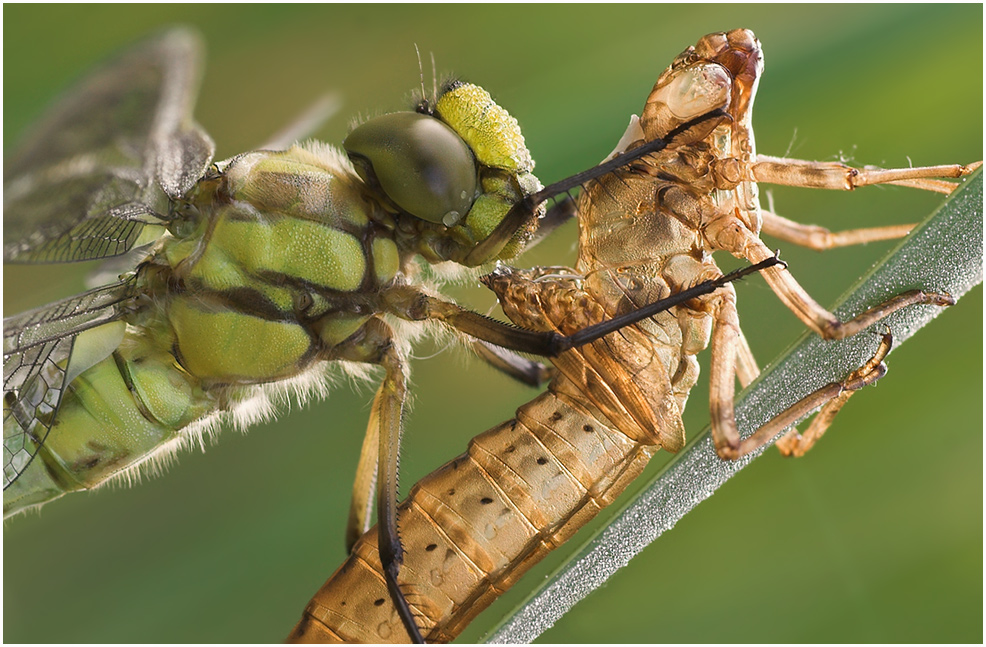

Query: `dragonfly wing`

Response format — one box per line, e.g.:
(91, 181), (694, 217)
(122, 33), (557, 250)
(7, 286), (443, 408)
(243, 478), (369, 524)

(259, 92), (342, 151)
(3, 278), (137, 489)
(3, 28), (214, 263)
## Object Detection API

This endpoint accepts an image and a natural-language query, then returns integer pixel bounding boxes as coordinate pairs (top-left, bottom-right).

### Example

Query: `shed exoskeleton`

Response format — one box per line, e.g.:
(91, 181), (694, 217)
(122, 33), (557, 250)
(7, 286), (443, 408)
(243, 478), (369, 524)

(286, 29), (977, 642)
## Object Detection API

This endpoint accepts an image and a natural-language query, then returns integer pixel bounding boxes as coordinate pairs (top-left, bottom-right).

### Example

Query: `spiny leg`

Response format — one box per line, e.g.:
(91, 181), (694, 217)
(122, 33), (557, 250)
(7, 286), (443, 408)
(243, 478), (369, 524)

(384, 256), (784, 358)
(371, 348), (422, 643)
(468, 340), (553, 387)
(760, 209), (914, 251)
(708, 288), (891, 460)
(335, 317), (424, 643)
(747, 156), (978, 250)
(712, 222), (953, 340)
(749, 155), (978, 193)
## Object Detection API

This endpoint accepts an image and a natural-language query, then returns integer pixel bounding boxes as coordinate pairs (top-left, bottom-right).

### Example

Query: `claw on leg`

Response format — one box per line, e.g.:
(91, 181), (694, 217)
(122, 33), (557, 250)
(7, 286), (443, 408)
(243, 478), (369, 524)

(711, 290), (898, 461)
(774, 332), (892, 457)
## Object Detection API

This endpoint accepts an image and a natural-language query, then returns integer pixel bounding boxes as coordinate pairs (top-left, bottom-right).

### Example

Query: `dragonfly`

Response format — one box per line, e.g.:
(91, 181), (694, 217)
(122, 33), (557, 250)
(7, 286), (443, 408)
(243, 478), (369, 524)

(4, 12), (981, 644)
(3, 30), (520, 524)
(286, 29), (978, 642)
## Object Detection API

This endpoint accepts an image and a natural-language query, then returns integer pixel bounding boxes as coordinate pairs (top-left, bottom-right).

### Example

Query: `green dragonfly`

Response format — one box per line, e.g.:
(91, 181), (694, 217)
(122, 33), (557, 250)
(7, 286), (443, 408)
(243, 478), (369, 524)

(4, 28), (548, 515)
(4, 8), (981, 644)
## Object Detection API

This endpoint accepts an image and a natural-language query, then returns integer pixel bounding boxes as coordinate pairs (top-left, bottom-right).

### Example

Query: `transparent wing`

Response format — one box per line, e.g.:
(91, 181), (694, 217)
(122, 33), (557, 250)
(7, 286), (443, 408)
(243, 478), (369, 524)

(3, 28), (215, 263)
(3, 278), (138, 488)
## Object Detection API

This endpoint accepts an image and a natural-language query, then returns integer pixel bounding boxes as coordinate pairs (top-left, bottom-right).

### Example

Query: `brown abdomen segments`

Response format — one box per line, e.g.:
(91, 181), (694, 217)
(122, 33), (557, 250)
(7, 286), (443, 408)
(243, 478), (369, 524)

(288, 379), (656, 643)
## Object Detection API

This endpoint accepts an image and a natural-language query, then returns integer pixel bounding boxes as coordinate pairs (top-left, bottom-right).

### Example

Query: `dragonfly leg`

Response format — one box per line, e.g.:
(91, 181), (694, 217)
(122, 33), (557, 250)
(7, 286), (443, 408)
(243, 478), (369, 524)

(756, 155), (977, 249)
(710, 220), (953, 340)
(468, 340), (554, 387)
(384, 285), (567, 356)
(721, 295), (810, 453)
(343, 332), (551, 554)
(730, 305), (811, 451)
(760, 209), (914, 250)
(333, 317), (425, 643)
(387, 256), (785, 362)
(346, 406), (379, 552)
(708, 288), (891, 460)
(382, 283), (556, 385)
(773, 332), (893, 457)
(750, 155), (979, 195)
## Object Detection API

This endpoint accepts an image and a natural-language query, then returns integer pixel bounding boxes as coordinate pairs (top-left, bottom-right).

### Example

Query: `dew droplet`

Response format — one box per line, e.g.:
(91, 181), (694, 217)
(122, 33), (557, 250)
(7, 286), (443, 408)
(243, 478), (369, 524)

(443, 210), (462, 227)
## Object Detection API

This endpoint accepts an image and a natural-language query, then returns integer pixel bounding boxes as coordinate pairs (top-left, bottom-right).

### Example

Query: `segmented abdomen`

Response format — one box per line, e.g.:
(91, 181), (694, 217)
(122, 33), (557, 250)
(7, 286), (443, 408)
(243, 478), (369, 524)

(288, 378), (656, 642)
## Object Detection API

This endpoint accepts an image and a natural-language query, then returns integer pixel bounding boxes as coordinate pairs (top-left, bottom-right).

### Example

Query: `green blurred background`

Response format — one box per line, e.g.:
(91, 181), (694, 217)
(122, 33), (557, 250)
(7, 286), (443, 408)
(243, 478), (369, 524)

(3, 5), (981, 643)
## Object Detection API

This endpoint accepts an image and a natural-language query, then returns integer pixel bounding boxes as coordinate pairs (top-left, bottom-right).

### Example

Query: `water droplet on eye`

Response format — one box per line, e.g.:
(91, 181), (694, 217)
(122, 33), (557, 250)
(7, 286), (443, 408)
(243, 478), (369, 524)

(442, 210), (462, 227)
(484, 522), (497, 539)
(377, 622), (393, 639)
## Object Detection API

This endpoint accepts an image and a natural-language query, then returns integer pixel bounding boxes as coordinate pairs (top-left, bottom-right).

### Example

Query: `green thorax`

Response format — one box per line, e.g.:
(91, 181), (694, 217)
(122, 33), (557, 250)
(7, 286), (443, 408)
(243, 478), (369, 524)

(152, 81), (541, 384)
(159, 145), (394, 383)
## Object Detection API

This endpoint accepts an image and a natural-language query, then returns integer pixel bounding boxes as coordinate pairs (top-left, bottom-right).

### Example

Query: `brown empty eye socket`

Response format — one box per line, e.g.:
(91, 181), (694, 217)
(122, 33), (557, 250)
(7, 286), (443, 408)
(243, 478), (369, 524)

(344, 112), (478, 226)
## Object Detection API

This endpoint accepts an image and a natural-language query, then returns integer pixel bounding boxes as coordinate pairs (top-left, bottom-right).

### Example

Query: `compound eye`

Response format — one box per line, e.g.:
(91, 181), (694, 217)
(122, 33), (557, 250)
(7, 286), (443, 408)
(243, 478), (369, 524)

(344, 112), (478, 226)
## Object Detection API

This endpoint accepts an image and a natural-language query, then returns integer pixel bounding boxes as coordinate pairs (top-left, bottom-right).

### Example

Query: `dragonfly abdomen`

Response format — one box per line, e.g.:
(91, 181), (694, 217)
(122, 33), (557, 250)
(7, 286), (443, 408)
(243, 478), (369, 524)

(289, 381), (655, 642)
(3, 324), (216, 516)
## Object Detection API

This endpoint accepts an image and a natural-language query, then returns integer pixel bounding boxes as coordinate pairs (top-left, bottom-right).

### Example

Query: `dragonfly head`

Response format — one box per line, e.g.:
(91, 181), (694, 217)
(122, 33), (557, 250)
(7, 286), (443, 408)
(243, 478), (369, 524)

(344, 81), (542, 267)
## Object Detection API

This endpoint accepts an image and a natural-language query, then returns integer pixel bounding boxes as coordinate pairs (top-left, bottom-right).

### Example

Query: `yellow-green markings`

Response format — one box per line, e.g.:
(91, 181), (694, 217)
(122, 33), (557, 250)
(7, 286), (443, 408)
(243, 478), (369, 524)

(432, 84), (543, 261)
(169, 300), (313, 381)
(7, 341), (216, 509)
(371, 238), (400, 285)
(315, 315), (372, 347)
(125, 348), (212, 429)
(213, 217), (366, 292)
(436, 84), (533, 171)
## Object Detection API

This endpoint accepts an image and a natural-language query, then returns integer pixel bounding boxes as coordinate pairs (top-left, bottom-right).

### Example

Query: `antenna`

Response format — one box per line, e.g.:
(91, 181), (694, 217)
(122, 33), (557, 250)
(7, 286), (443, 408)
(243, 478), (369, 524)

(413, 44), (427, 108)
(430, 51), (438, 105)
